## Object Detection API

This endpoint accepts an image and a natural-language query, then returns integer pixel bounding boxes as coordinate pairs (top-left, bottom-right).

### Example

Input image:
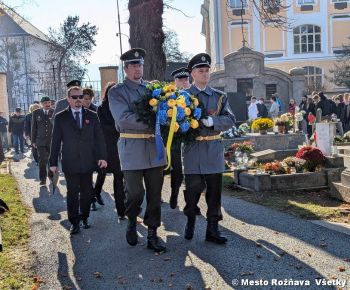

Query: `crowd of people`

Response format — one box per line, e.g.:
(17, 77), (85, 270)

(247, 91), (350, 137)
(0, 48), (236, 254)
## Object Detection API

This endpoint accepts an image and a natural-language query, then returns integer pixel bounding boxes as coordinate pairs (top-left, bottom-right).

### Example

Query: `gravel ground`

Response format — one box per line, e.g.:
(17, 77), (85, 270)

(9, 151), (350, 290)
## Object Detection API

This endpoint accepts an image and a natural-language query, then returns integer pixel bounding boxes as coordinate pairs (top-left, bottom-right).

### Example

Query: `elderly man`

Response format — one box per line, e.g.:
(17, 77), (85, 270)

(109, 48), (167, 253)
(49, 86), (107, 234)
(31, 96), (54, 185)
(183, 53), (235, 244)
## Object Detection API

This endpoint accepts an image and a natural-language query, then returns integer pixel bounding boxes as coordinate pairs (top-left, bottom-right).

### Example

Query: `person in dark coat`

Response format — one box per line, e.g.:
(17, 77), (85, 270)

(341, 93), (350, 133)
(8, 108), (25, 154)
(0, 111), (9, 151)
(92, 82), (126, 218)
(82, 88), (98, 112)
(257, 97), (268, 118)
(25, 104), (40, 164)
(31, 96), (54, 185)
(334, 95), (344, 119)
(49, 86), (107, 235)
(306, 97), (316, 138)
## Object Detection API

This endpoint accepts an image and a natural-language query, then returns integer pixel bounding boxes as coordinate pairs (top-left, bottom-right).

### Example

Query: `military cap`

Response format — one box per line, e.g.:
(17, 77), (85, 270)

(40, 96), (51, 103)
(120, 48), (146, 65)
(66, 79), (81, 88)
(188, 53), (211, 71)
(171, 67), (190, 79)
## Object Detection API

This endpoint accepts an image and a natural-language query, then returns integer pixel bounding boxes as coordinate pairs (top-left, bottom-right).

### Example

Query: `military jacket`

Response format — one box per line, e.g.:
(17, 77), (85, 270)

(108, 78), (167, 171)
(31, 108), (54, 147)
(183, 85), (235, 174)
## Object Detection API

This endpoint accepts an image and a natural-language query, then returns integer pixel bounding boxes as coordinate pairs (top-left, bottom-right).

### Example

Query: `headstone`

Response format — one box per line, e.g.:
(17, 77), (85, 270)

(250, 149), (276, 162)
(316, 108), (322, 123)
(316, 122), (337, 156)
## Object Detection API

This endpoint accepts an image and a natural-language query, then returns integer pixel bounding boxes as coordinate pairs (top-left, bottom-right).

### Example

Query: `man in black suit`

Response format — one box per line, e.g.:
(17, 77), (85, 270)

(49, 86), (107, 234)
(31, 96), (54, 185)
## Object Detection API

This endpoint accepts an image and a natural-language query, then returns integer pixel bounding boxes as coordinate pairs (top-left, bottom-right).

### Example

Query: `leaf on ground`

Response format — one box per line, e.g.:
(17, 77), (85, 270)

(240, 271), (254, 276)
(150, 277), (163, 283)
(164, 257), (171, 261)
(278, 251), (286, 256)
(255, 242), (262, 248)
(168, 282), (173, 287)
(169, 272), (176, 277)
(76, 277), (82, 281)
(295, 265), (303, 270)
(62, 286), (73, 290)
(307, 252), (312, 257)
(93, 271), (103, 278)
(274, 231), (279, 235)
(338, 266), (346, 272)
(31, 285), (39, 290)
(117, 276), (128, 285)
(33, 276), (44, 283)
(256, 254), (262, 259)
(204, 287), (212, 290)
(185, 283), (194, 290)
(320, 243), (328, 248)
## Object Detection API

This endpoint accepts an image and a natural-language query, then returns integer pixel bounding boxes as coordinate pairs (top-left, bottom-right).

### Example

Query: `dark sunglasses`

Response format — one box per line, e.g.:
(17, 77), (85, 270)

(70, 94), (84, 100)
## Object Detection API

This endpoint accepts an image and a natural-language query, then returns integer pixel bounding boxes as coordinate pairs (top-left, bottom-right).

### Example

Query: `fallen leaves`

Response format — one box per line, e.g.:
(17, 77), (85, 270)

(338, 266), (346, 272)
(93, 271), (103, 279)
(185, 283), (194, 290)
(163, 257), (171, 261)
(62, 286), (73, 290)
(240, 271), (254, 276)
(117, 276), (128, 285)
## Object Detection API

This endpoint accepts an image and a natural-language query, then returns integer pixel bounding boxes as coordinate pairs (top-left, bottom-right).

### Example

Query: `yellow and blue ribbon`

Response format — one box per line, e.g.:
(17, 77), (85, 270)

(164, 106), (177, 171)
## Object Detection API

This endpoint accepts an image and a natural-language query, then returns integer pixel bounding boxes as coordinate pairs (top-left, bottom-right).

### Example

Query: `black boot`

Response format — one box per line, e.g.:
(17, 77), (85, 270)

(184, 216), (196, 240)
(205, 220), (227, 244)
(147, 227), (166, 253)
(91, 201), (97, 211)
(126, 217), (138, 246)
(169, 187), (179, 209)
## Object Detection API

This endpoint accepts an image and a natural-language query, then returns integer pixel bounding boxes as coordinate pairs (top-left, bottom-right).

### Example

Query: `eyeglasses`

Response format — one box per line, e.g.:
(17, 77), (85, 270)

(69, 95), (84, 100)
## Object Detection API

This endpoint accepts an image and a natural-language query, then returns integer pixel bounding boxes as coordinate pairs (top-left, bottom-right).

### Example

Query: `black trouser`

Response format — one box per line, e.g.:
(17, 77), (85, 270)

(170, 148), (183, 190)
(37, 145), (50, 182)
(94, 169), (126, 215)
(65, 173), (93, 225)
(32, 146), (39, 163)
(123, 166), (163, 228)
(184, 173), (223, 221)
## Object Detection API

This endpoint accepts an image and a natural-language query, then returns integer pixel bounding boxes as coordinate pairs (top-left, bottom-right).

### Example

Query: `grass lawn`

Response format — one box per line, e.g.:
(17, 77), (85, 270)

(222, 173), (350, 223)
(0, 173), (35, 290)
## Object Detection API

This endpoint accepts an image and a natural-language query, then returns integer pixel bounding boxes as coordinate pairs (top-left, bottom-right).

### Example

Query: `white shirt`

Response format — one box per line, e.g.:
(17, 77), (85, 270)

(248, 102), (258, 120)
(71, 107), (82, 127)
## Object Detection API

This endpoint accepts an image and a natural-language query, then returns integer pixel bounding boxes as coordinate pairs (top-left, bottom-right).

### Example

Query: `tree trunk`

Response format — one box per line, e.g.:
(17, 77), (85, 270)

(128, 0), (166, 81)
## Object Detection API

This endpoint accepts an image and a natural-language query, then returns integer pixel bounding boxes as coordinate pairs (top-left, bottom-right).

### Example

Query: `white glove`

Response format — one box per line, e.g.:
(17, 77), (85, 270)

(202, 117), (213, 127)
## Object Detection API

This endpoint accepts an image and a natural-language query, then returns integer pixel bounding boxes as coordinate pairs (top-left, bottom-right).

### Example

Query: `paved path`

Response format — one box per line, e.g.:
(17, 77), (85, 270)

(10, 152), (350, 290)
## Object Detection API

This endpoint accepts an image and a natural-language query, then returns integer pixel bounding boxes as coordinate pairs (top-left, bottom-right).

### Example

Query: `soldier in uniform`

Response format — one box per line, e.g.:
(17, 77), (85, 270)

(168, 68), (190, 209)
(109, 48), (167, 253)
(183, 53), (235, 244)
(31, 96), (54, 185)
(53, 80), (81, 116)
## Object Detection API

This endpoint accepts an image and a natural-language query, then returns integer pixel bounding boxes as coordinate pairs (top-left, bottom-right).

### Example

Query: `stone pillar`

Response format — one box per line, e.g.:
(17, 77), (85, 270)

(316, 122), (337, 156)
(99, 66), (118, 91)
(0, 73), (9, 118)
(289, 67), (306, 104)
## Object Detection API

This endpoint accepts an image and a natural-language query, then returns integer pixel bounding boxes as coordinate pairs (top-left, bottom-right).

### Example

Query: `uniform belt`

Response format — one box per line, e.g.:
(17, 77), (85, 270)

(120, 133), (155, 139)
(195, 134), (221, 141)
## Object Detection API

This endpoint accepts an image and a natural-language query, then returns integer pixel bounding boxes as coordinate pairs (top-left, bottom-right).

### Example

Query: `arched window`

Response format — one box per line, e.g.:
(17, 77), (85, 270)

(294, 25), (321, 53)
(303, 66), (323, 92)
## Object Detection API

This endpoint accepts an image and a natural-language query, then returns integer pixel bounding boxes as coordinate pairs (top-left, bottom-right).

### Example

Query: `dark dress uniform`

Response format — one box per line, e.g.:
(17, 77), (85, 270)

(109, 48), (167, 253)
(49, 107), (106, 229)
(31, 108), (54, 184)
(183, 53), (235, 244)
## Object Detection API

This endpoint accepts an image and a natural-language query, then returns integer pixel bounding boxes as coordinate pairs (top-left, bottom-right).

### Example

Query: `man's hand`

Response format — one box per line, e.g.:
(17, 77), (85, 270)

(98, 160), (107, 168)
(201, 117), (213, 127)
(50, 166), (58, 173)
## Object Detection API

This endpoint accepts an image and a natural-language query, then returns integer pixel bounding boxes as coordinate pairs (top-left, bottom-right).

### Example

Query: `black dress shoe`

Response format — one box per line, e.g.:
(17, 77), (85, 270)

(169, 188), (179, 209)
(70, 223), (80, 235)
(96, 195), (104, 205)
(118, 215), (126, 220)
(39, 180), (46, 186)
(147, 227), (166, 253)
(126, 217), (138, 246)
(82, 219), (90, 229)
(91, 202), (97, 211)
(205, 220), (227, 244)
(184, 216), (196, 240)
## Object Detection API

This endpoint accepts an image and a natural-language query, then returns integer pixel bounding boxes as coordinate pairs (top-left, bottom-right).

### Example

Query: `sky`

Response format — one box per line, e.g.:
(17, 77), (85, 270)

(5, 0), (206, 80)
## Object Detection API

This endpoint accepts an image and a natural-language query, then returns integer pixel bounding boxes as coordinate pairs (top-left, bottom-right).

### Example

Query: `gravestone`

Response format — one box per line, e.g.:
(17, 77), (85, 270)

(316, 122), (337, 156)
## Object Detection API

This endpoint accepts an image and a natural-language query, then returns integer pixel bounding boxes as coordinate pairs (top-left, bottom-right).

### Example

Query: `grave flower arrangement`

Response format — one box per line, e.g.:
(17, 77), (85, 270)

(282, 156), (306, 173)
(251, 118), (274, 131)
(238, 123), (250, 135)
(296, 146), (325, 172)
(263, 161), (286, 175)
